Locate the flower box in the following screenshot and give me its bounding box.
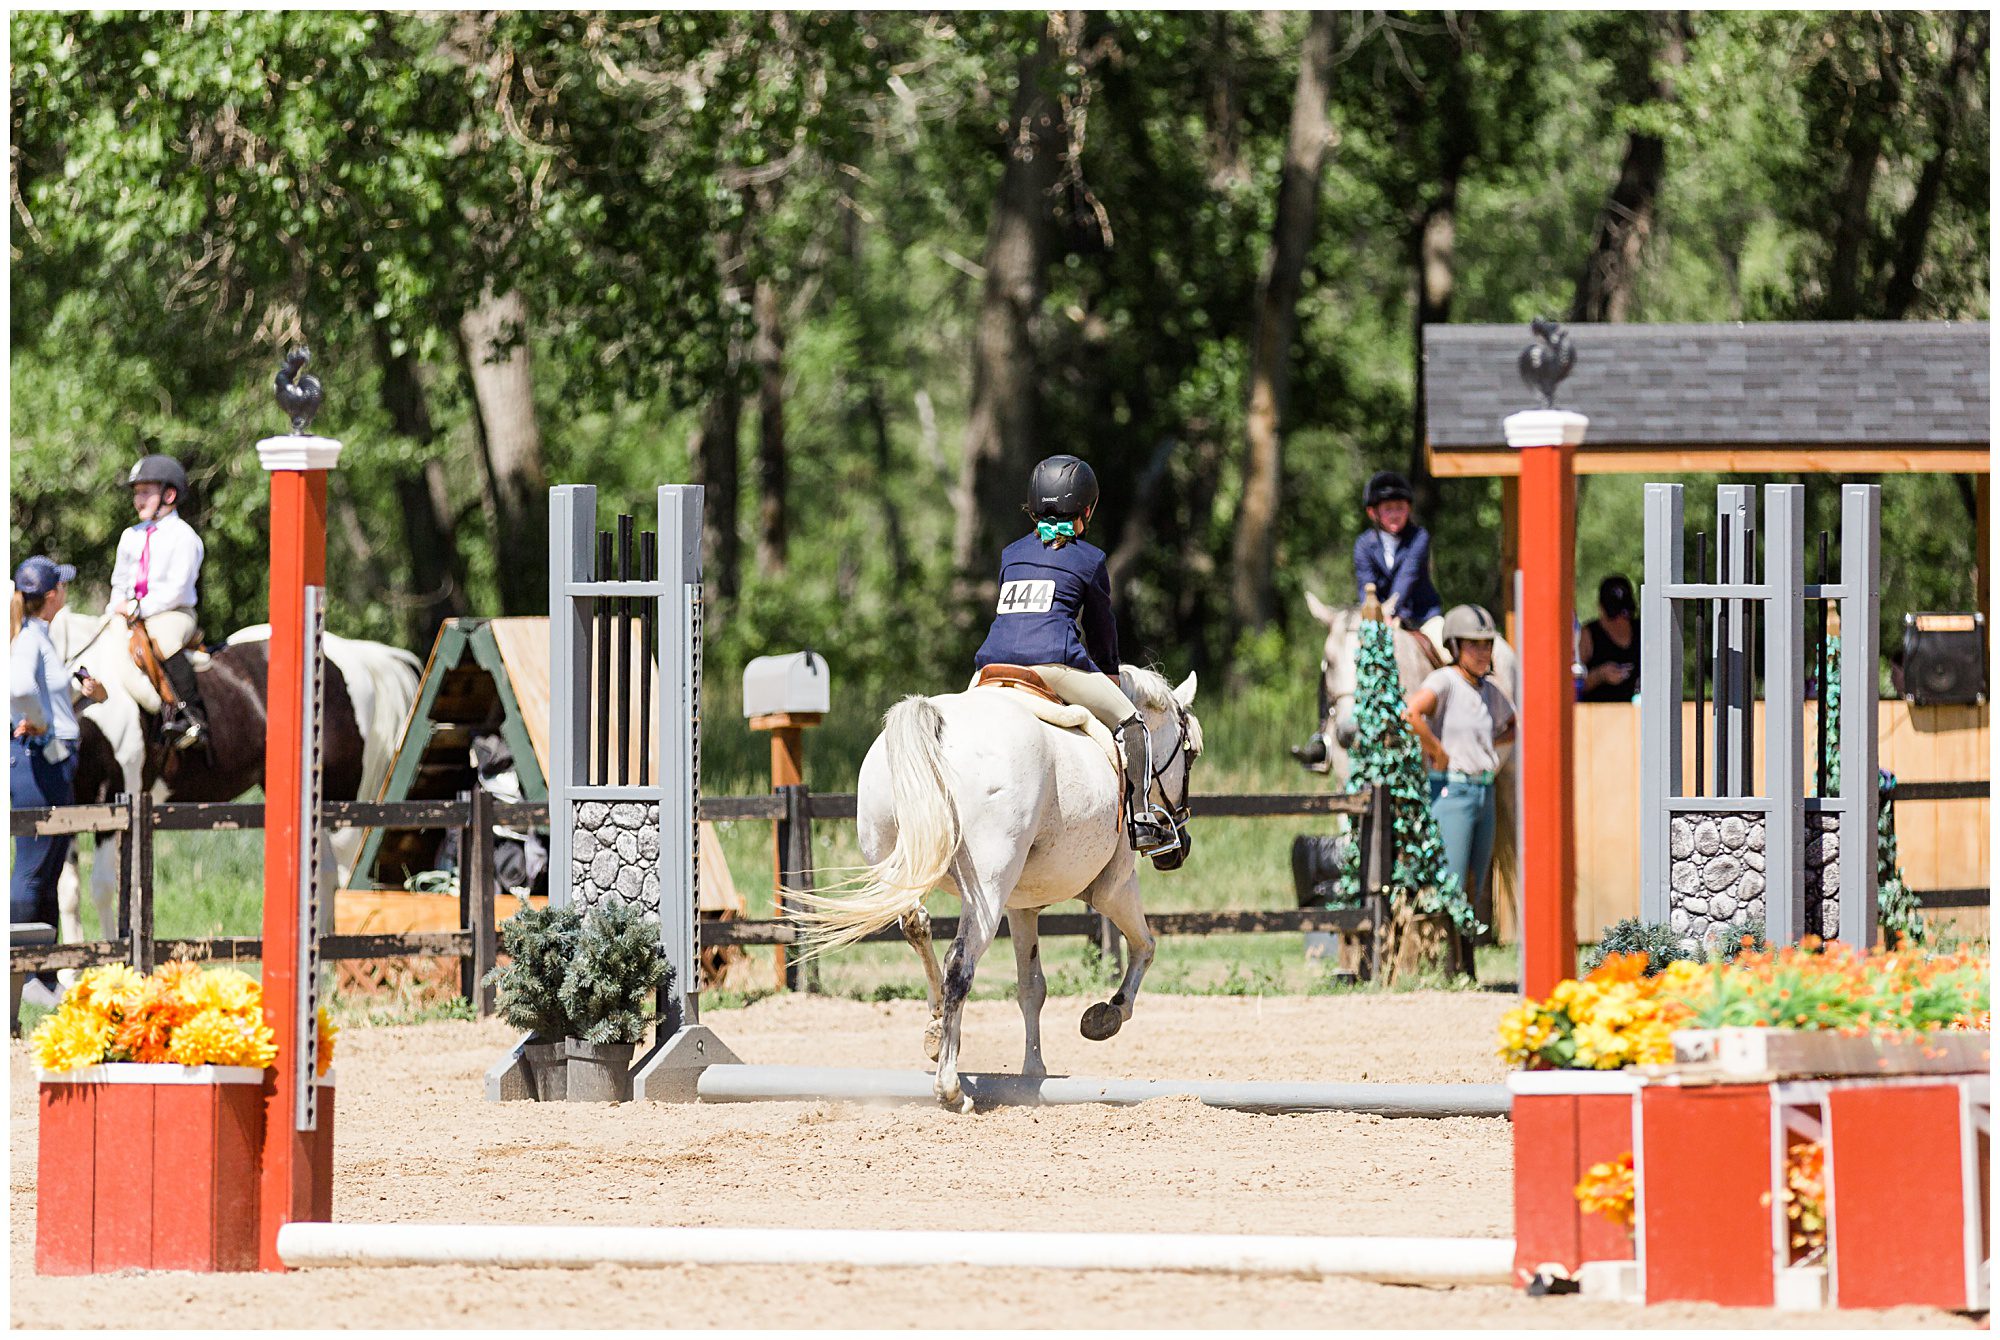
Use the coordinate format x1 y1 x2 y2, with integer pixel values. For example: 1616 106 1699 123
1670 1027 1990 1079
1506 1069 1639 1287
36 1065 335 1275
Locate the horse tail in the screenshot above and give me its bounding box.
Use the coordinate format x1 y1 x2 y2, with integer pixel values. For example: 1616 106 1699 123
787 695 961 958
353 643 421 802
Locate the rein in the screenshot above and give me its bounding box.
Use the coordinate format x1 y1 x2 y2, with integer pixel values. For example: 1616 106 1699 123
1148 703 1195 826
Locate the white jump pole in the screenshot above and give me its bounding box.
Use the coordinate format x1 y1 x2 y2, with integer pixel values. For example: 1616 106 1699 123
278 1223 1514 1285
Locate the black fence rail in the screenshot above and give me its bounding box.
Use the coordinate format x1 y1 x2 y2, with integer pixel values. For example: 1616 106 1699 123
9 787 1399 1006
13 775 1986 1001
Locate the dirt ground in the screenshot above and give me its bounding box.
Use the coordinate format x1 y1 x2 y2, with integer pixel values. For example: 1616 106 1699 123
9 990 1979 1329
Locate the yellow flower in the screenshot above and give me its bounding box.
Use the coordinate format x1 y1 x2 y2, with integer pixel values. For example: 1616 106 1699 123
166 1008 277 1069
179 966 263 1016
32 1007 114 1071
316 1006 337 1077
67 963 145 1018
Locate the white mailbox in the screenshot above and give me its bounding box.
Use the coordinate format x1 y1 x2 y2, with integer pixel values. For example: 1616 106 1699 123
742 650 830 718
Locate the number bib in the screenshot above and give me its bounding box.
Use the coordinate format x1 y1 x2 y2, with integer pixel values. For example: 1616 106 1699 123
996 579 1056 614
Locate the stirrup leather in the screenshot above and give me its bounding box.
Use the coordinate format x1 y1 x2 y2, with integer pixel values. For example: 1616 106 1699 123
1117 721 1182 858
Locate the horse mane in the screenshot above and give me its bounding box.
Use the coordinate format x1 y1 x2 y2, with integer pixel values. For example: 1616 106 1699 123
1119 664 1203 755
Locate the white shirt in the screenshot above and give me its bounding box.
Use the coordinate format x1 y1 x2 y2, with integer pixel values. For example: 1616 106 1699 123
110 509 204 618
1380 531 1401 569
1417 665 1515 777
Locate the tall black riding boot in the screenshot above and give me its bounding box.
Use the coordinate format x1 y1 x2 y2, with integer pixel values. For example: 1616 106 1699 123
162 651 208 750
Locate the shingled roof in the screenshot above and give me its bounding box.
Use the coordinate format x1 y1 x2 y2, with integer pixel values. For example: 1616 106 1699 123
1423 321 1990 476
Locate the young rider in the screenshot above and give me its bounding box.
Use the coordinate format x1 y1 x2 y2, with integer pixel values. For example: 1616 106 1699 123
107 453 208 749
973 454 1176 856
1403 604 1516 917
1352 470 1445 656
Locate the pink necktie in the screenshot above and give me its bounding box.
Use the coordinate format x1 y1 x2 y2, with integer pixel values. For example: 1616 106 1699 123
134 525 153 601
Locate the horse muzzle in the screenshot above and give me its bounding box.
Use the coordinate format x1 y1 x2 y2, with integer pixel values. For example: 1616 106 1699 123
1150 823 1192 871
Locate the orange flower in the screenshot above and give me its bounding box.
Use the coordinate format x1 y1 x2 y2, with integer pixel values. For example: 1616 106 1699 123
1586 952 1650 985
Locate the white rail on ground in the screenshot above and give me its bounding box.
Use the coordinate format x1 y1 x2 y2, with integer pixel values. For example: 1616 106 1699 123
277 1223 1515 1284
694 1064 1514 1118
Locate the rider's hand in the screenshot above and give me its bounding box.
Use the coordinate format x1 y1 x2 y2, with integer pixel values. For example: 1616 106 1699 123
13 719 46 740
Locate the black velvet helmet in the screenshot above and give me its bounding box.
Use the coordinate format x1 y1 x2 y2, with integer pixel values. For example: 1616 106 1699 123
1027 455 1099 520
1363 470 1412 508
128 453 189 501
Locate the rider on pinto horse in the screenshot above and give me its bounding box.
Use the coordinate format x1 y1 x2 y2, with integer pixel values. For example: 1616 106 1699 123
971 454 1180 858
104 454 209 751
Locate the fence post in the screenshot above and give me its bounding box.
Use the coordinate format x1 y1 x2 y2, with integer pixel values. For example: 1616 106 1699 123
463 788 497 1016
777 784 818 992
114 792 135 948
130 792 155 974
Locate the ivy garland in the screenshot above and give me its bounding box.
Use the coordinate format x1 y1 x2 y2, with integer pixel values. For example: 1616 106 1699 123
1822 633 1923 945
1335 616 1483 934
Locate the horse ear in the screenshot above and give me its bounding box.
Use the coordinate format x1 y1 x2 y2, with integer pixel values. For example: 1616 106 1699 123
1172 672 1197 708
1304 590 1336 626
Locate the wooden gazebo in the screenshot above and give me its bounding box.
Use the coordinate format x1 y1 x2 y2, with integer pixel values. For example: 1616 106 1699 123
1424 320 1991 616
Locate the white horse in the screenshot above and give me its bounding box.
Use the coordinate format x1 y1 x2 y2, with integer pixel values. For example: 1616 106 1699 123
46 606 420 945
790 666 1202 1110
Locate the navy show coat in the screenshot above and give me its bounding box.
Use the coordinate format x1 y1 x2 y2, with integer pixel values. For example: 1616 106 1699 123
1352 525 1442 625
973 532 1119 676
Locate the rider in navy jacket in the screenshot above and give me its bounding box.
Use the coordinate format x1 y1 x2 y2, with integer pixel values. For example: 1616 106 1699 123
973 532 1118 676
972 454 1176 858
1352 469 1443 631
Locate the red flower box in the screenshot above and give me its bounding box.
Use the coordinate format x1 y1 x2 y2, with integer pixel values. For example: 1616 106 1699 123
1507 1069 1639 1286
36 1064 335 1275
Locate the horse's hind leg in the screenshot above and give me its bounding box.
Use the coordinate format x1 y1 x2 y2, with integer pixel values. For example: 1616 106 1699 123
898 904 946 1062
1006 907 1048 1079
933 856 1009 1112
1080 869 1156 1042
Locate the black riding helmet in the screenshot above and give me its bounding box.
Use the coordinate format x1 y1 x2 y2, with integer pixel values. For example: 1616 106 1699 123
1027 454 1099 520
1364 470 1412 509
128 453 189 502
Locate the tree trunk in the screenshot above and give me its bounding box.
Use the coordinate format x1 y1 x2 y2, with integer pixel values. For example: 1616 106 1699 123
457 285 550 614
1406 23 1476 529
369 316 469 649
1883 13 1984 319
1571 13 1686 324
1825 20 1901 320
691 231 748 603
951 16 1072 615
1231 10 1341 634
1204 12 1248 188
752 276 788 576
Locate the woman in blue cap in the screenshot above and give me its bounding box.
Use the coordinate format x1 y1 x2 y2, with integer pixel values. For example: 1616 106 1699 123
11 556 103 972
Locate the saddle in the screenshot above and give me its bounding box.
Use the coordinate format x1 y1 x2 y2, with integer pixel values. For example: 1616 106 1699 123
126 618 206 709
967 664 1125 821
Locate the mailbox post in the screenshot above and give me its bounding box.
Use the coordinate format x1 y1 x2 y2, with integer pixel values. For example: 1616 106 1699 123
743 652 831 989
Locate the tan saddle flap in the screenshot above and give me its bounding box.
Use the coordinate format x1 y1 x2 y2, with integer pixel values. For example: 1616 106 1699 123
971 662 1063 705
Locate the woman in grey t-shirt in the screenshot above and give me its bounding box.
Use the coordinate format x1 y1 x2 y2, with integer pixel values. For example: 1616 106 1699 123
1403 605 1516 916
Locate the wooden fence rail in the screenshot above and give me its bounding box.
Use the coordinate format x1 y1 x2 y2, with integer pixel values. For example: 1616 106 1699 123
8 788 1391 1007
12 775 1983 1003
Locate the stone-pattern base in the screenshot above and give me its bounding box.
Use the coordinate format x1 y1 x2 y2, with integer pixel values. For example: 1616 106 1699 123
1802 811 1840 940
1668 812 1766 950
571 801 662 915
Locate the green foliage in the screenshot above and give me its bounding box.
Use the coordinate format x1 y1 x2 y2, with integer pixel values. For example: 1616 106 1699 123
558 900 673 1045
1583 915 1766 976
485 903 583 1040
1876 774 1926 947
1333 617 1479 933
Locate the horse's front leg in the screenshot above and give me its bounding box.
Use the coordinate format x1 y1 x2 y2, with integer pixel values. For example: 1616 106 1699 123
898 903 946 1062
1006 906 1048 1079
1080 867 1156 1042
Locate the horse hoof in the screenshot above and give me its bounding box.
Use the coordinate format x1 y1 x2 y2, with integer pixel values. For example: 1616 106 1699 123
1080 1002 1122 1041
923 1018 943 1063
936 1077 965 1111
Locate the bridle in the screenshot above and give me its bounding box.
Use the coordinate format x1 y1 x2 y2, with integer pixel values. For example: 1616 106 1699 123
1147 701 1197 831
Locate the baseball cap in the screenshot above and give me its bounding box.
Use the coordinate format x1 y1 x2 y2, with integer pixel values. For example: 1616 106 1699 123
13 555 76 596
1599 575 1637 616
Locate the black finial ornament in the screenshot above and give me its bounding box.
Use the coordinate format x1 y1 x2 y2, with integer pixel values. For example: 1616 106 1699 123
275 346 324 435
1517 317 1576 410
